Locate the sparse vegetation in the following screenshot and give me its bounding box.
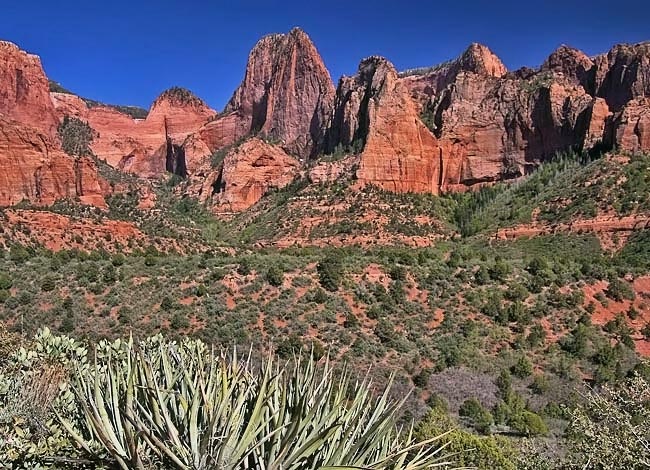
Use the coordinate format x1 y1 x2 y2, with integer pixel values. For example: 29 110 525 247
57 115 95 157
0 150 648 467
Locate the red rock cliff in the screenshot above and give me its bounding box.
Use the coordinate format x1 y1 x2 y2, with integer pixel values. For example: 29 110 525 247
186 138 300 212
51 87 216 177
0 42 106 208
222 27 335 158
327 57 443 193
0 117 105 207
0 41 58 137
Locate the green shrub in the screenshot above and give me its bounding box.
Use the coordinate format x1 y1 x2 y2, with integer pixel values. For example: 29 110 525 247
276 334 303 358
265 266 284 287
317 254 344 291
511 356 533 378
118 306 133 325
529 374 550 395
0 272 13 290
41 275 56 292
237 258 252 276
413 369 431 388
568 370 650 468
171 312 190 330
59 311 75 333
606 276 635 301
160 296 174 311
195 284 207 297
111 254 125 267
415 407 516 469
489 258 511 282
9 246 30 263
459 398 494 434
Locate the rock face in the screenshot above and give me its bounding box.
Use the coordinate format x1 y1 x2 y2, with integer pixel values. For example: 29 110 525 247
51 87 216 177
0 117 105 207
186 138 300 212
327 57 443 193
395 41 650 187
222 27 335 158
613 97 650 151
0 41 59 137
541 45 596 89
204 37 649 205
595 42 650 111
0 42 106 208
178 28 335 211
3 34 650 212
401 43 507 111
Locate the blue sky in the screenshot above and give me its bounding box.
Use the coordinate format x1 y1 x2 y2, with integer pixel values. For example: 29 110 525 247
1 0 648 110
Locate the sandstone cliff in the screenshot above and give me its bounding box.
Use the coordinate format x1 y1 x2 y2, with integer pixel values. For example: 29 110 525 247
222 27 335 158
3 33 650 212
186 138 300 212
396 41 650 187
0 42 106 208
326 57 443 193
0 41 59 137
51 87 216 177
0 117 105 207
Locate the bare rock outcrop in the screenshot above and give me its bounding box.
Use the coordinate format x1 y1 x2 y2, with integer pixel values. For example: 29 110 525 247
595 42 650 111
186 138 300 212
401 43 507 110
326 57 444 193
51 87 216 177
0 41 58 137
612 97 650 151
222 27 335 158
0 117 105 207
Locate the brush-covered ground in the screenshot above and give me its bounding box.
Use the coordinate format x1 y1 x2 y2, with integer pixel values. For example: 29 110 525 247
1 151 649 468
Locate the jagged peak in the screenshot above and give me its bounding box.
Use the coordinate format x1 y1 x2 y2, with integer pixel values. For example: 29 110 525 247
288 26 308 38
252 27 315 51
543 44 594 70
227 27 333 112
0 40 20 50
0 39 42 61
458 42 507 77
398 43 505 79
606 41 650 59
354 56 398 85
358 55 396 72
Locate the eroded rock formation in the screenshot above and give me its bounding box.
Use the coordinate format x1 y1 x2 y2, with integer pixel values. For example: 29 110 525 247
0 42 106 208
221 27 335 158
2 33 650 213
395 41 650 187
326 57 443 193
51 87 216 177
186 138 300 212
0 117 105 207
0 41 59 137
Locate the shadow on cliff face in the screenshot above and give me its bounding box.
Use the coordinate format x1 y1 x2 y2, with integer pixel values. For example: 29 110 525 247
165 138 187 178
520 86 593 164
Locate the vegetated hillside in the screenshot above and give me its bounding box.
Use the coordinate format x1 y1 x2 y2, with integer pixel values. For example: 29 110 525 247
0 151 649 468
220 178 457 248
450 152 650 238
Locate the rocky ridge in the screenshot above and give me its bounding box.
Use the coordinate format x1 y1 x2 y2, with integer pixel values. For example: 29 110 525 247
50 87 217 177
0 32 649 214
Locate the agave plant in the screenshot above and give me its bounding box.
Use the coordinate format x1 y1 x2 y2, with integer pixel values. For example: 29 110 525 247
58 335 456 469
